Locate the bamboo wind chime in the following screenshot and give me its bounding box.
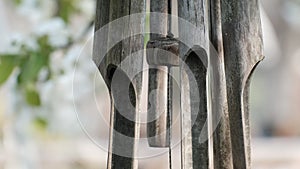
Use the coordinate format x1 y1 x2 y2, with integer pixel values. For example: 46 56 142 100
93 0 264 168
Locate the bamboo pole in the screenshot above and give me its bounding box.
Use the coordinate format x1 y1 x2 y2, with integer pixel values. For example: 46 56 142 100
94 0 146 168
209 0 233 168
221 0 264 168
178 0 210 168
147 0 170 148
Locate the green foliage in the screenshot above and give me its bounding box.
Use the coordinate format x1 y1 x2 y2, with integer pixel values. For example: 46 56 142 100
25 84 41 106
0 35 53 106
33 117 48 130
0 54 19 85
17 36 52 86
12 0 22 5
144 13 150 47
2 0 84 109
3 0 88 133
11 0 80 23
56 0 79 23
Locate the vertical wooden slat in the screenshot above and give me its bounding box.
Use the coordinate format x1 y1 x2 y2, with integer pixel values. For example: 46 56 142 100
94 0 146 168
221 0 264 168
178 0 210 168
150 0 168 39
209 0 233 168
147 0 170 148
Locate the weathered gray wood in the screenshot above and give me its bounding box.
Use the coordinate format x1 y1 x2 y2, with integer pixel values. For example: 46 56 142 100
221 0 264 168
146 36 180 168
209 0 233 168
181 49 208 169
147 0 171 148
150 0 168 39
146 37 179 66
93 0 145 168
147 67 169 147
178 0 210 168
94 0 110 33
92 0 264 168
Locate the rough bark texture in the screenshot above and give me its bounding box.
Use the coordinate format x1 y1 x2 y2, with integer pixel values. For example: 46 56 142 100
178 0 210 168
209 0 233 168
221 0 264 168
93 0 145 168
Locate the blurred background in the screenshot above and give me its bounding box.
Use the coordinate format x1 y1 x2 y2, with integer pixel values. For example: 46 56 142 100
0 0 300 168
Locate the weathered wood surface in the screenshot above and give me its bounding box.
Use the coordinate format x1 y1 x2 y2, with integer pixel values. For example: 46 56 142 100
93 0 264 168
147 0 170 148
178 0 210 168
221 0 264 168
93 0 145 168
150 0 168 39
209 0 233 168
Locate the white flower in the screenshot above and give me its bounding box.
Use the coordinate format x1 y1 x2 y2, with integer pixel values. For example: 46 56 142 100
35 18 69 48
78 0 95 19
18 0 41 22
18 0 55 22
4 32 38 53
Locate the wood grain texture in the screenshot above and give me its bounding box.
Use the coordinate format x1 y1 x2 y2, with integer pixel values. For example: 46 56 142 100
221 0 264 168
92 0 264 168
178 0 210 168
147 0 171 148
93 0 145 168
209 0 233 168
